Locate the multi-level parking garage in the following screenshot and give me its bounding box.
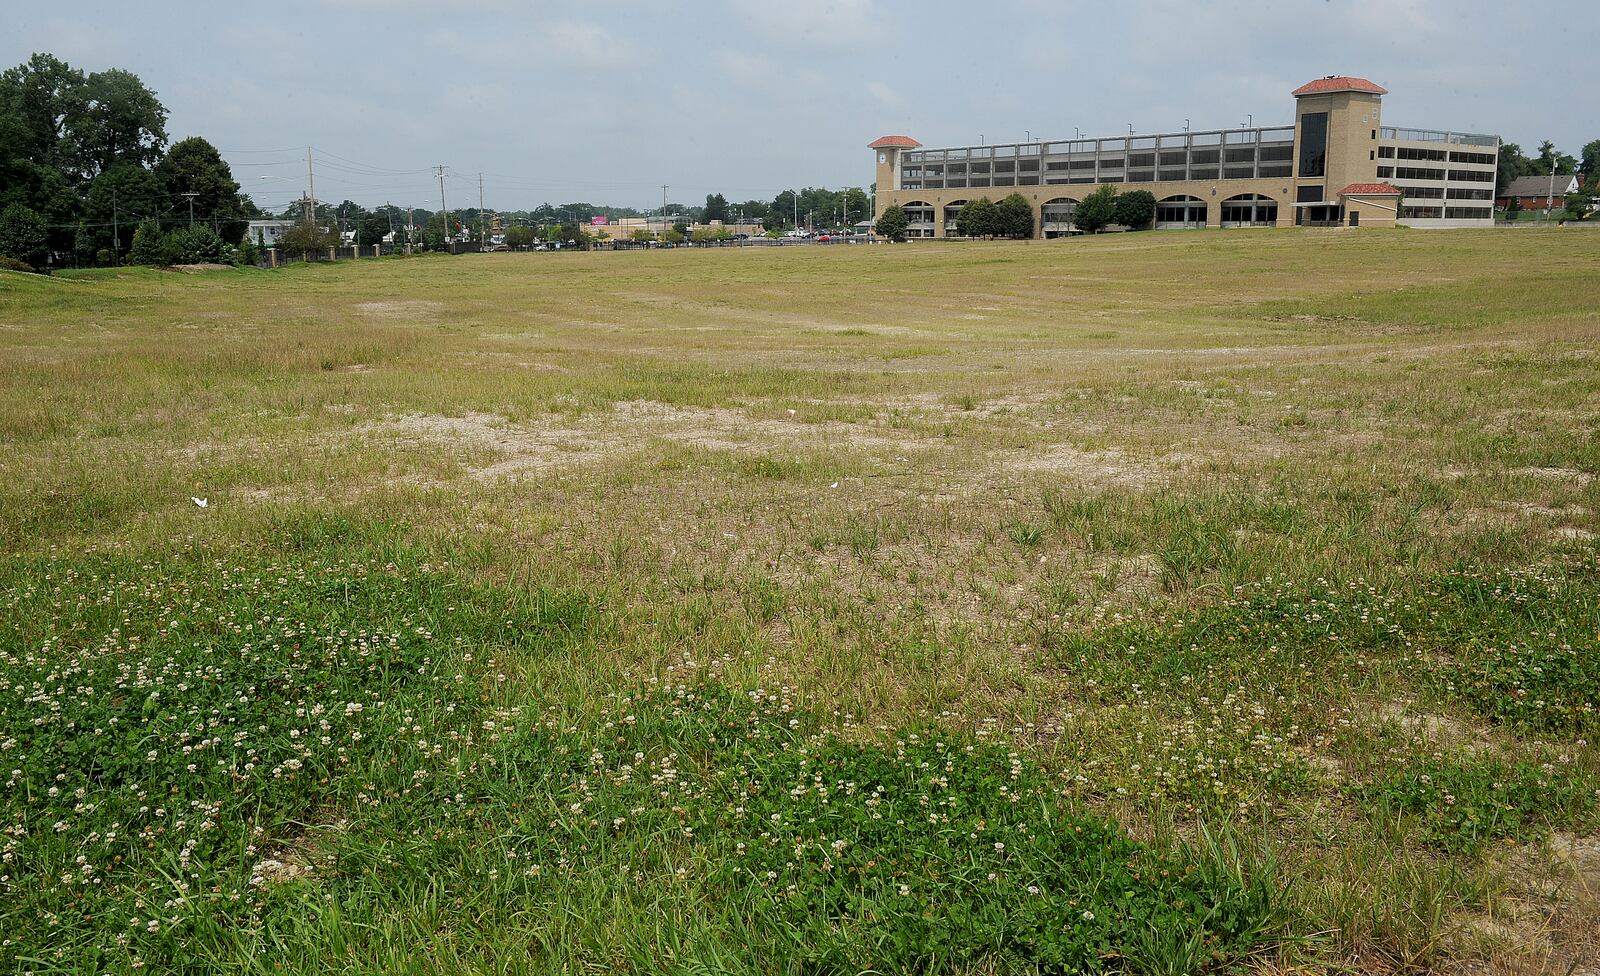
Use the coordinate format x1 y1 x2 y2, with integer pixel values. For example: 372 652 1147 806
871 76 1498 236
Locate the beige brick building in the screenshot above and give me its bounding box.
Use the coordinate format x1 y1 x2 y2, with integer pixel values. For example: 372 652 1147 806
871 76 1498 237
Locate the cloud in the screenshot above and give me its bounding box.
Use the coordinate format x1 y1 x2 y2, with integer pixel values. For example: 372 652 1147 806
728 0 882 49
427 20 637 71
866 80 901 108
717 49 781 85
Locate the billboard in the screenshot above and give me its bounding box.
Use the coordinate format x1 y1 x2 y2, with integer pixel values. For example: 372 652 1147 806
591 216 609 225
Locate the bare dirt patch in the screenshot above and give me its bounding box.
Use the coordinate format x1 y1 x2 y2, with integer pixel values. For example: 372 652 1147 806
1006 444 1171 488
361 401 944 483
354 300 445 318
1515 467 1595 486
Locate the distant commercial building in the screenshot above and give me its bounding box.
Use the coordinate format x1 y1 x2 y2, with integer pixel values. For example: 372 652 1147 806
586 216 766 238
871 76 1499 236
1497 173 1580 211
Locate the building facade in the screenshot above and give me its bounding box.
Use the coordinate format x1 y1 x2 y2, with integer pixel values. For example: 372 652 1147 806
1497 173 1580 212
871 76 1498 237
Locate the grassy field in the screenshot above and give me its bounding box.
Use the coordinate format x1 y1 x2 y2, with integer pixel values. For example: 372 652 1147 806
2 230 1598 974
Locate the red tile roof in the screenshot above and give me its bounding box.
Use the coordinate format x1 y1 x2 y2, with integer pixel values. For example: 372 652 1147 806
1341 182 1401 196
1292 76 1387 97
868 135 922 149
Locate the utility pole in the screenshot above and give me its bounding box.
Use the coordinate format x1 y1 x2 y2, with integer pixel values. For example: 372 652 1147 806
406 207 414 254
181 192 198 228
305 147 316 226
436 165 450 250
792 191 798 231
111 190 120 265
661 185 668 224
478 173 486 244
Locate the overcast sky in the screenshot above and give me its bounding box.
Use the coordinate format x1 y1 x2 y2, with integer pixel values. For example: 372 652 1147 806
5 1 1596 212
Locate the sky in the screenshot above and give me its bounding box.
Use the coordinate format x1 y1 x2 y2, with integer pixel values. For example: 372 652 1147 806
4 1 1596 213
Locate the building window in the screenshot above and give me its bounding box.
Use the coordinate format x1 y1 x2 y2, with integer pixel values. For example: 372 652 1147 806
1296 185 1324 203
1378 146 1395 159
1377 166 1394 178
1299 112 1328 178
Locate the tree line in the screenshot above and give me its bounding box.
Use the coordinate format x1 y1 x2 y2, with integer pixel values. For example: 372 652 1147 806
1497 139 1600 221
0 53 263 270
872 188 1157 242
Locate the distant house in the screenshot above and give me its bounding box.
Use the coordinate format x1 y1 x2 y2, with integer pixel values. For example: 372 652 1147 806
1498 173 1579 210
247 219 296 246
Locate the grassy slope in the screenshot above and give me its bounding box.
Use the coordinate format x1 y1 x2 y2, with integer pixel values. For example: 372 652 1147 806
1 230 1598 973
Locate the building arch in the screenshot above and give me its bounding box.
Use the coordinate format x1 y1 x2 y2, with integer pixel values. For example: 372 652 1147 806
1220 193 1278 227
942 199 969 236
1155 194 1207 228
1041 197 1080 238
900 200 935 238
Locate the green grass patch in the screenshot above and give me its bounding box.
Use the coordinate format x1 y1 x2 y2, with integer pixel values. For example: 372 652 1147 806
1358 758 1596 856
0 535 1284 973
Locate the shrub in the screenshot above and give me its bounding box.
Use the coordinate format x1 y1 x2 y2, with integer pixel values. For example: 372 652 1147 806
127 220 166 265
0 255 37 273
875 204 908 242
95 248 115 266
273 222 339 258
0 203 48 267
165 225 226 263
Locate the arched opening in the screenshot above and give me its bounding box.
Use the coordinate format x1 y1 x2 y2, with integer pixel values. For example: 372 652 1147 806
942 200 969 237
1156 195 1207 229
901 200 935 238
1041 197 1080 238
1220 193 1278 227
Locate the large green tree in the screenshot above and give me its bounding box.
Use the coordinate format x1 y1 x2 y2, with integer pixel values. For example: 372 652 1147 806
0 54 166 187
1113 190 1156 230
996 193 1035 238
84 164 165 255
844 187 870 225
1073 185 1118 233
0 54 85 176
1581 139 1600 187
954 198 999 238
357 210 391 247
156 137 247 242
0 203 48 267
74 67 167 179
1536 140 1577 176
703 193 728 223
874 204 908 242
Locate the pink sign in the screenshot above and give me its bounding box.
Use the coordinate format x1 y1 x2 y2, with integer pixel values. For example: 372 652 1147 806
591 216 608 225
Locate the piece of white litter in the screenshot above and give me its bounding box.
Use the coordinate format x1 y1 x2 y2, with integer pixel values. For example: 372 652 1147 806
829 482 840 489
786 409 797 418
191 497 208 508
